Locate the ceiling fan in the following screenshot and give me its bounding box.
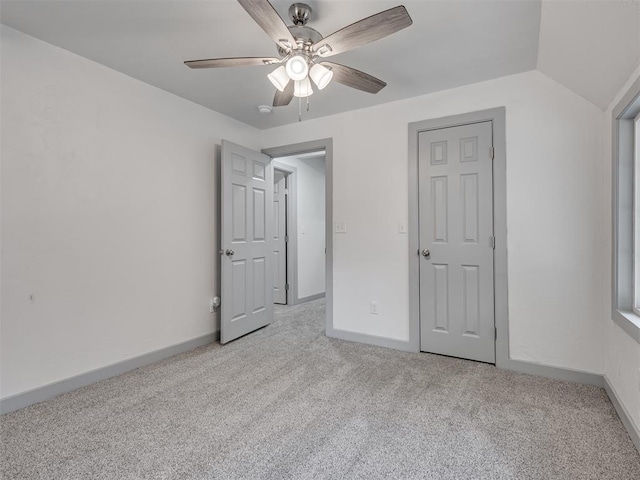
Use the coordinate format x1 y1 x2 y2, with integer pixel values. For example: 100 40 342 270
184 0 413 109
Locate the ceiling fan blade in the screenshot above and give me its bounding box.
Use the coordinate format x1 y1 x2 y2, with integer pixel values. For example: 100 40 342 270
312 6 412 57
185 57 281 69
273 81 294 107
237 0 297 51
322 62 386 94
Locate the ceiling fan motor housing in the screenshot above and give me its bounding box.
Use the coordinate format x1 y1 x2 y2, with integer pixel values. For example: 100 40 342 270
275 3 322 55
277 25 323 56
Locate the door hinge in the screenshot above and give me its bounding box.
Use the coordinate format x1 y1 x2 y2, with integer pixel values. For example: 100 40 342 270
495 327 497 340
489 147 495 159
491 236 496 249
284 188 289 194
285 283 290 291
285 235 289 243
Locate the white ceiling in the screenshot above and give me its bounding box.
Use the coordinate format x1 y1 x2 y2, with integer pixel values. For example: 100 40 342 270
1 1 637 128
537 0 640 110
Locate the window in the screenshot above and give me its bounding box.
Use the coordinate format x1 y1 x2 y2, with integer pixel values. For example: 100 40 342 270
612 76 640 343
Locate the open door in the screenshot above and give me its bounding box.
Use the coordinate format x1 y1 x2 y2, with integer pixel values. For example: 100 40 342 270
221 140 273 344
273 170 288 305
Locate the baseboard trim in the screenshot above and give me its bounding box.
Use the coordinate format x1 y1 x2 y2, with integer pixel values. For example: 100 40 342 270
326 327 415 352
502 359 603 387
296 292 325 304
0 332 218 415
604 376 640 453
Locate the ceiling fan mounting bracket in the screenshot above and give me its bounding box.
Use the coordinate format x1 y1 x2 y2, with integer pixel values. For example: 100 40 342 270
289 3 312 26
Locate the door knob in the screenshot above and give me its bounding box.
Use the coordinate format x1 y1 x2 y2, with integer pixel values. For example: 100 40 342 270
225 249 235 256
421 249 430 258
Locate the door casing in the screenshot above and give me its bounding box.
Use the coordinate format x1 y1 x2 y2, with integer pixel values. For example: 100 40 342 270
408 108 509 368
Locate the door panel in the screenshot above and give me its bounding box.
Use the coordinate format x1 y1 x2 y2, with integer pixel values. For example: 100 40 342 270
273 170 287 304
253 257 266 312
419 122 495 363
221 140 273 344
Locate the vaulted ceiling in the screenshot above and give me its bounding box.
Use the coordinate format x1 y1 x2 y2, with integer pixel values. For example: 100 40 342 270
1 1 639 129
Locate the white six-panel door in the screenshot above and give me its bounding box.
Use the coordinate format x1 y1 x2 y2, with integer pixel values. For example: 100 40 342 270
418 122 495 363
221 140 273 344
273 170 287 305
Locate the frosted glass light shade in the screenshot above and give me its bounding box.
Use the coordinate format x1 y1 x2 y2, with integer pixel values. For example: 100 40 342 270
293 77 313 98
267 66 290 92
285 55 309 81
309 63 333 90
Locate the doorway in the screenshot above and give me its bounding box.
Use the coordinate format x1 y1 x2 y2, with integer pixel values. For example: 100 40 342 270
272 152 326 307
408 108 509 367
264 139 334 332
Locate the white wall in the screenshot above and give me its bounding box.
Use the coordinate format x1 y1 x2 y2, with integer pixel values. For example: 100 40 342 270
0 27 259 399
603 63 640 432
261 70 605 374
275 155 325 299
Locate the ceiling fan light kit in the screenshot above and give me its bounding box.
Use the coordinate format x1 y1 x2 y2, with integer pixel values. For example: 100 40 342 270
294 77 313 98
285 55 309 81
309 63 333 90
267 65 290 92
185 0 413 119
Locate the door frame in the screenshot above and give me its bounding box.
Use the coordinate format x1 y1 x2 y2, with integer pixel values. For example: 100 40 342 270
272 161 298 306
408 107 509 368
263 138 334 334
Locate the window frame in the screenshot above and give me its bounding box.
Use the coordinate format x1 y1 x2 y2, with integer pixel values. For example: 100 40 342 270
612 75 640 344
635 115 640 318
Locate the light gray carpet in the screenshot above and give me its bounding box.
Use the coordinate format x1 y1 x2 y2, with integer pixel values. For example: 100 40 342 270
1 299 639 479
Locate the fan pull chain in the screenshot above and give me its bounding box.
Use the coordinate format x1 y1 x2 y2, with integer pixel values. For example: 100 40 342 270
296 96 311 122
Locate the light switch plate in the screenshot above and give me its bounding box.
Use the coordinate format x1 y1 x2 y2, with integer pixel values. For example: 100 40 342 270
398 222 407 234
370 301 379 315
335 221 347 233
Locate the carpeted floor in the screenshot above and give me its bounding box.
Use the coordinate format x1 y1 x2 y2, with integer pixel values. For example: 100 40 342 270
1 298 639 479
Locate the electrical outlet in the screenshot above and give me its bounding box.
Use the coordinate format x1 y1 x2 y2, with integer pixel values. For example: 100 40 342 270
335 221 347 233
213 296 221 308
210 297 221 312
370 301 379 315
